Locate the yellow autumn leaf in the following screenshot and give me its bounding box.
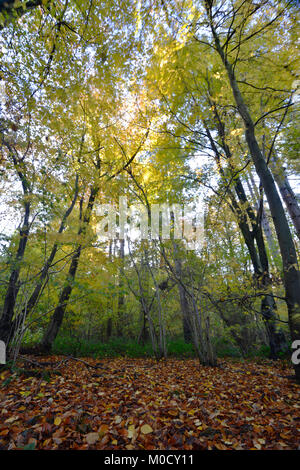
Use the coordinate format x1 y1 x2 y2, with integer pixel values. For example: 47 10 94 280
5 416 18 424
127 424 136 439
54 417 62 426
141 424 153 434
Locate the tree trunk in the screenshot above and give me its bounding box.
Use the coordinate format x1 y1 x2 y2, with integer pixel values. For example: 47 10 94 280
145 248 167 358
40 185 99 352
106 240 113 340
270 152 300 240
206 8 300 379
246 173 280 263
9 176 79 343
137 308 149 345
116 238 125 337
40 245 82 352
0 200 30 345
261 294 287 359
0 145 32 347
172 240 193 343
204 124 286 357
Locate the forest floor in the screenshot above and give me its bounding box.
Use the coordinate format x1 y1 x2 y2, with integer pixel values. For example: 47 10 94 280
0 356 299 450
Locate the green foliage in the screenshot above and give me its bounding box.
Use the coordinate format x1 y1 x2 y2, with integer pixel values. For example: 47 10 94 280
0 0 298 367
166 339 195 358
213 337 242 358
21 328 44 346
52 335 196 358
53 335 153 358
41 334 277 360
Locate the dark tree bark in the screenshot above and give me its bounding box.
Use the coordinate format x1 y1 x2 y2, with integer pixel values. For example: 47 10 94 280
172 240 193 343
0 200 30 345
205 2 300 379
116 238 125 337
9 175 79 343
106 240 113 340
246 173 280 263
0 145 32 346
270 152 300 240
40 244 82 353
204 123 287 358
106 317 112 340
137 307 149 345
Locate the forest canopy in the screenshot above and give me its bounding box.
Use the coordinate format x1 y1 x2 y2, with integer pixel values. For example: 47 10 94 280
0 0 299 380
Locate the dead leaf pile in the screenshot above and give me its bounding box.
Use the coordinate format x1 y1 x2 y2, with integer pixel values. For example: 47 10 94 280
0 357 299 450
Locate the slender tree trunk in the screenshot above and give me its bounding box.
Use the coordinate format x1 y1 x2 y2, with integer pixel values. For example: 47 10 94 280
205 124 286 357
127 240 160 358
269 152 300 240
0 200 31 345
246 173 280 262
189 271 217 366
137 307 149 345
139 247 154 346
40 185 99 352
116 238 125 337
106 240 113 340
206 7 300 379
172 240 193 343
0 145 32 346
106 318 112 340
40 244 82 352
9 176 79 343
205 316 216 366
145 249 167 359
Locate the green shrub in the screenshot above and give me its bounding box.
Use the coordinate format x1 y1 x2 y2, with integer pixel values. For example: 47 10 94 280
167 339 195 358
214 337 242 358
24 331 279 361
52 335 197 358
22 328 43 346
52 335 154 358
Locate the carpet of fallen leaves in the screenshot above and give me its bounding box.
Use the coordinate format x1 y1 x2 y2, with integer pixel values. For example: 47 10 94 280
0 356 299 450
